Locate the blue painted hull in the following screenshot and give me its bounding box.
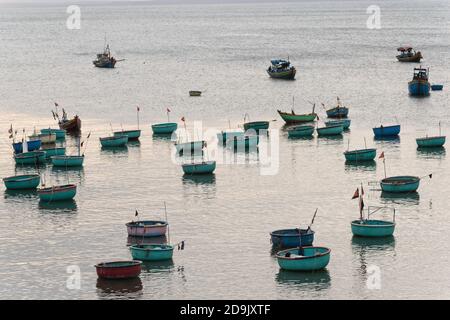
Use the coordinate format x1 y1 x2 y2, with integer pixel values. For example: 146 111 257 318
12 140 42 153
431 84 443 91
344 148 377 162
276 247 331 271
351 219 395 237
37 184 77 202
270 229 315 247
51 155 84 167
182 161 216 175
152 123 178 134
380 175 420 193
317 125 343 136
373 125 401 137
43 147 66 158
14 151 46 165
416 136 446 148
3 174 40 190
130 244 174 261
325 119 351 130
40 128 66 139
287 125 315 137
100 135 129 147
326 107 348 118
409 80 430 96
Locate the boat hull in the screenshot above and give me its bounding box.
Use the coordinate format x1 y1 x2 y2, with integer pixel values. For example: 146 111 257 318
189 91 202 96
59 116 81 133
326 107 348 118
317 125 343 136
12 140 42 154
351 220 395 237
14 151 46 165
3 174 41 190
431 84 443 91
325 119 351 130
95 261 142 279
380 176 420 193
113 130 141 140
37 184 77 202
243 121 270 133
40 128 66 139
182 161 216 175
416 136 446 148
100 135 129 147
130 244 174 261
267 68 296 80
175 141 205 154
408 80 430 96
276 247 331 271
152 123 178 134
373 125 401 138
344 148 377 162
277 110 316 124
51 155 84 167
396 52 422 62
287 125 315 138
43 147 66 159
270 229 315 247
126 221 168 237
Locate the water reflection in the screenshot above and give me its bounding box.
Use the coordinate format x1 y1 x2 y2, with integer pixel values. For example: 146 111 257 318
100 146 129 155
373 136 400 144
141 260 175 273
4 189 38 200
152 133 175 141
317 135 343 145
96 277 143 297
127 235 168 246
287 135 314 142
416 146 446 159
275 269 331 291
38 199 78 212
344 160 376 172
182 174 216 185
127 140 141 148
380 191 420 206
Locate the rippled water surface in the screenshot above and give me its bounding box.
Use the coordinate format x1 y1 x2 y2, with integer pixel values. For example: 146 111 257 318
1 0 450 299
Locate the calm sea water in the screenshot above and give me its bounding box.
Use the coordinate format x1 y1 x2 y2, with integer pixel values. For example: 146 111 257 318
1 0 450 299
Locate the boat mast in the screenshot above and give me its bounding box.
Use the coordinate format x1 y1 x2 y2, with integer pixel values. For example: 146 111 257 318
164 201 170 244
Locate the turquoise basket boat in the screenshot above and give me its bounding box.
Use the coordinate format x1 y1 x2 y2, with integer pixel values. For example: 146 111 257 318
217 131 244 144
380 175 420 193
287 125 315 138
182 161 216 175
325 119 351 130
130 244 174 261
51 155 84 167
40 128 66 139
43 147 66 159
100 135 129 147
276 247 331 271
152 123 178 134
3 174 40 190
243 121 269 133
416 136 446 148
316 124 343 136
351 219 395 237
14 151 46 165
270 229 315 247
344 148 377 162
113 130 141 140
37 184 77 202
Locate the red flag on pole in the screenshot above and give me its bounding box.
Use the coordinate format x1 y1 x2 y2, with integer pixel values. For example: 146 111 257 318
167 108 171 113
8 124 12 134
379 151 385 159
352 188 359 199
181 117 185 122
361 185 364 196
54 102 59 107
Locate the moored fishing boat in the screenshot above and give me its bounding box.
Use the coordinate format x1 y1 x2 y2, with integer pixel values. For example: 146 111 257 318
408 67 430 96
182 160 216 175
396 46 422 62
287 125 315 138
416 136 446 148
431 84 443 91
344 148 377 162
270 229 315 248
40 128 66 140
316 124 343 136
380 176 420 193
3 174 40 190
93 44 120 68
12 140 41 154
325 119 351 130
373 124 401 138
30 133 56 144
324 98 349 118
51 155 84 167
113 130 141 140
95 261 142 279
14 151 46 165
243 121 270 133
267 59 296 80
100 135 128 148
278 111 316 124
189 91 202 96
228 135 259 150
129 244 174 261
175 140 206 154
37 184 77 202
126 220 168 237
276 247 331 271
152 123 178 134
42 147 66 159
51 105 82 133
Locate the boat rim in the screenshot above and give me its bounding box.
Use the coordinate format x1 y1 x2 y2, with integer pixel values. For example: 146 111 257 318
373 124 401 130
317 124 343 130
351 219 395 227
95 260 142 268
130 244 174 251
126 220 168 227
14 151 46 158
37 184 77 193
276 246 331 260
270 229 315 237
3 174 40 182
344 148 377 154
381 175 420 184
416 136 446 141
100 135 128 141
182 160 216 167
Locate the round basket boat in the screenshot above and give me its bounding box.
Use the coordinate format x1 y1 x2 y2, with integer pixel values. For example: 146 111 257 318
351 219 395 237
95 260 142 279
276 247 331 271
270 228 315 247
130 244 174 261
126 220 168 237
380 175 420 193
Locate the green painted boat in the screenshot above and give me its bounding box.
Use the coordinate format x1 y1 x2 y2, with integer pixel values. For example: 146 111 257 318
217 130 244 144
43 147 66 159
243 121 269 133
14 151 46 165
277 110 317 124
129 244 174 261
325 119 351 130
276 247 331 271
182 161 216 175
380 175 420 193
316 124 343 136
152 123 178 134
40 128 66 139
113 130 141 140
37 184 77 202
287 125 315 138
100 135 128 147
51 155 84 167
416 136 446 148
351 219 395 237
3 174 40 190
344 148 377 162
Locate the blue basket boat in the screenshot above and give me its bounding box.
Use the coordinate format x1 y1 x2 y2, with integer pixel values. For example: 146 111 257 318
416 136 446 148
270 229 315 247
408 67 430 96
287 125 315 138
152 123 178 134
40 128 66 140
351 220 395 237
130 244 174 261
113 130 141 140
380 175 420 193
325 119 351 130
14 151 46 165
276 247 331 271
12 140 42 154
51 155 84 167
431 84 443 91
344 148 377 162
182 161 216 175
373 125 401 138
316 124 343 136
100 135 129 147
3 174 40 190
43 147 66 159
37 184 77 202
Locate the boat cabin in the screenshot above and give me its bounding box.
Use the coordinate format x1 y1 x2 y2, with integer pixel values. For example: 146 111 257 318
397 46 415 57
413 67 428 81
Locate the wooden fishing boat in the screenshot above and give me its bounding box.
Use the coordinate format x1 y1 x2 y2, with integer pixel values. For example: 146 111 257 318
189 91 202 96
270 229 315 248
380 176 420 193
40 128 66 140
277 110 316 124
228 135 259 150
431 84 443 91
344 148 377 162
30 133 56 144
267 59 296 80
59 115 81 133
113 130 141 140
396 47 422 62
43 147 66 159
175 140 206 154
351 205 396 238
152 123 178 134
182 160 216 175
129 244 174 261
373 125 401 138
287 125 315 138
100 135 128 148
37 184 77 202
95 261 142 279
276 247 331 271
126 220 168 237
325 119 351 130
51 155 84 167
93 44 119 68
3 174 40 190
243 121 270 133
217 130 244 144
14 151 46 165
416 136 446 148
408 67 430 96
12 140 41 154
326 106 348 118
316 124 343 136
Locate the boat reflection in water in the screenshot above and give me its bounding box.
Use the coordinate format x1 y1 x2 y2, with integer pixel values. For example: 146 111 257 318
351 235 396 249
4 189 38 200
38 199 78 212
141 260 175 273
344 160 376 172
96 277 143 298
373 136 401 144
127 235 168 247
380 191 420 206
275 269 331 291
100 145 129 155
127 140 141 148
182 173 216 185
416 146 446 159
